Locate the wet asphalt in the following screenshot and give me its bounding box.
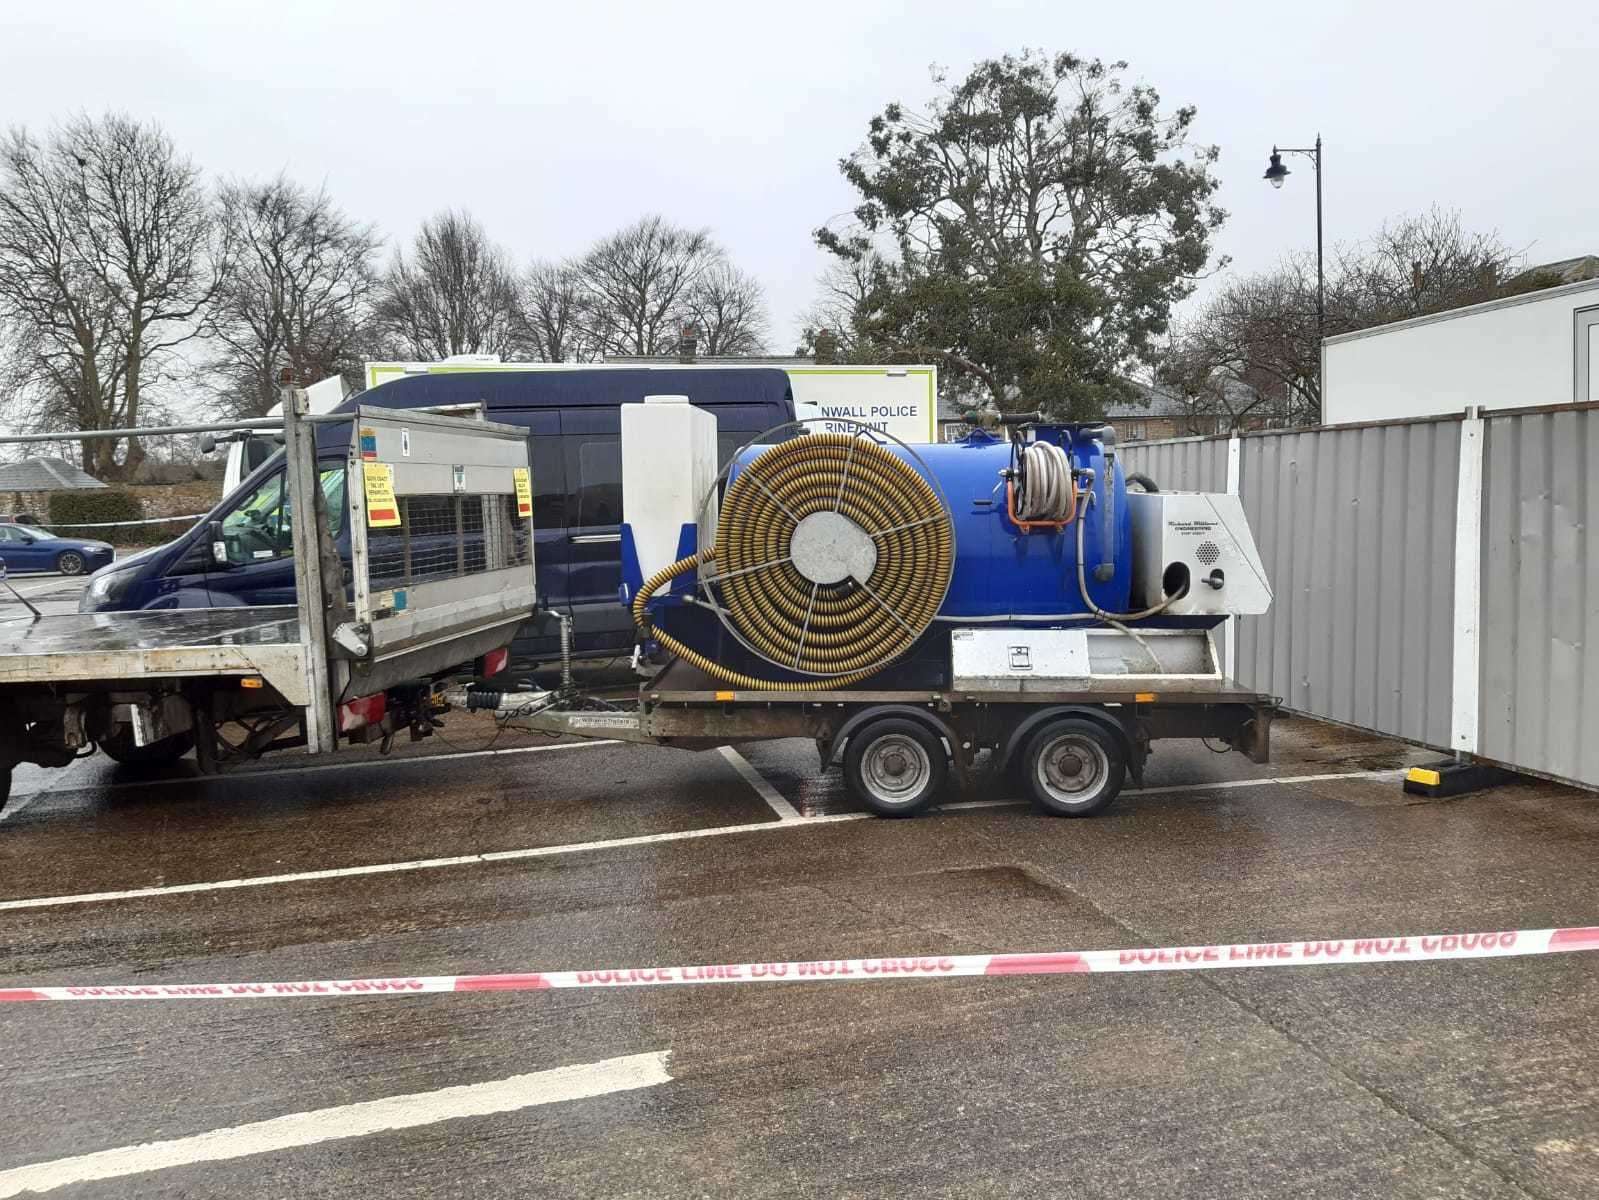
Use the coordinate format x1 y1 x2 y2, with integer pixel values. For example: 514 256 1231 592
0 572 92 620
2 706 1598 1199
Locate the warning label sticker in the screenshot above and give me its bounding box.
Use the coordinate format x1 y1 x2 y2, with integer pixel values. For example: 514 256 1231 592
513 467 533 518
359 427 378 460
362 462 401 527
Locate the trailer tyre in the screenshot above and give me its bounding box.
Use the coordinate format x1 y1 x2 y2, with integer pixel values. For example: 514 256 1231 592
1021 718 1125 817
843 718 947 817
97 729 195 767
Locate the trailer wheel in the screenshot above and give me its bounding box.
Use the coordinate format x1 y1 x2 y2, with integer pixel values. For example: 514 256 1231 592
97 728 195 767
843 718 947 817
1021 718 1125 817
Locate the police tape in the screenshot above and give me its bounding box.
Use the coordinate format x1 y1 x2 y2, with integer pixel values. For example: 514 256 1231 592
3 926 1596 1002
42 513 209 530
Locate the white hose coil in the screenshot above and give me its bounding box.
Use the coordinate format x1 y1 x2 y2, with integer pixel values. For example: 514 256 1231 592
1017 441 1074 521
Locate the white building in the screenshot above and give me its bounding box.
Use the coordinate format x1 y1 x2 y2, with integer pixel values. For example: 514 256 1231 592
1323 277 1599 425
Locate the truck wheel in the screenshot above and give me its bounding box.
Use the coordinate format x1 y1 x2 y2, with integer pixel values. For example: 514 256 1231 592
843 718 947 817
97 729 195 767
1021 718 1125 817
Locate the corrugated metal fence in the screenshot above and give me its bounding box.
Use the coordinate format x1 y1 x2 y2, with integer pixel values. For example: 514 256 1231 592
1478 408 1599 786
1124 404 1599 791
1121 435 1229 493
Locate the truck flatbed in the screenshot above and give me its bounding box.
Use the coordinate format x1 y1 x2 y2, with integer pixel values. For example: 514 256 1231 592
0 608 311 704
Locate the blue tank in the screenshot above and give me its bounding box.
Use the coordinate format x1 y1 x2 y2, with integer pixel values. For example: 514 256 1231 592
727 426 1133 622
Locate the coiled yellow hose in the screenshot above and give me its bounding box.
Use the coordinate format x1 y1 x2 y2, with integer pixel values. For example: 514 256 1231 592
631 434 954 691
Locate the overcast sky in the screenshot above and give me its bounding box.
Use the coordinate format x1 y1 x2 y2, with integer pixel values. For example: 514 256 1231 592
2 0 1595 352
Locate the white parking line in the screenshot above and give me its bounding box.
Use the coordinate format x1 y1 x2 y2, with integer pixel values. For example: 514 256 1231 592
0 813 869 912
0 1050 672 1198
0 768 1407 914
1126 768 1404 797
939 768 1405 811
14 577 76 598
718 746 803 821
0 785 54 825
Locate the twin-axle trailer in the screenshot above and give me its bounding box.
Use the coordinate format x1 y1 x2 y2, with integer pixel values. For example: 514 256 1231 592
0 392 1274 820
466 649 1273 818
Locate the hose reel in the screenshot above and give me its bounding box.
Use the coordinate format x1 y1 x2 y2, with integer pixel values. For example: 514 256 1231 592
1012 440 1076 522
632 426 954 689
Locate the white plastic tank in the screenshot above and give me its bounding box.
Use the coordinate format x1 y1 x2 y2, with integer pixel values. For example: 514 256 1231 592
621 396 719 584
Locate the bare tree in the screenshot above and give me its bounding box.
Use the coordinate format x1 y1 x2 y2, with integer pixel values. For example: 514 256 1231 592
1353 208 1523 322
209 175 382 417
373 210 519 360
682 261 768 355
796 253 885 358
1160 208 1532 427
577 215 717 356
0 113 221 476
517 259 591 362
1158 265 1326 429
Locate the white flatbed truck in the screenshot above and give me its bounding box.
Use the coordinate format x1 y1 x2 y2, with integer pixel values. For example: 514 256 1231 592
0 391 536 811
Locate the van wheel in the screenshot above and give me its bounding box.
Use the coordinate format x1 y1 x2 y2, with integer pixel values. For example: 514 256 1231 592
843 718 947 817
1021 718 1125 817
97 729 195 767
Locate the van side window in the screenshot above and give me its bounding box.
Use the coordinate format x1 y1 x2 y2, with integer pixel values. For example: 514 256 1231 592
567 436 621 528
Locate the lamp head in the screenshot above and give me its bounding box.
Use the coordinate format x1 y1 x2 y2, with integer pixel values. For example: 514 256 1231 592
1264 151 1289 189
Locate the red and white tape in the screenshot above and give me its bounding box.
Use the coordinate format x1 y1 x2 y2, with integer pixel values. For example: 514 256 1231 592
3 926 1595 1003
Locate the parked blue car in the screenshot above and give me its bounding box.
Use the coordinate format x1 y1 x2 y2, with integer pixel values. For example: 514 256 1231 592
0 524 114 575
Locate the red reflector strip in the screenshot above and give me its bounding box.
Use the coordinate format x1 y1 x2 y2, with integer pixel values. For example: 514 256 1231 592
338 692 386 733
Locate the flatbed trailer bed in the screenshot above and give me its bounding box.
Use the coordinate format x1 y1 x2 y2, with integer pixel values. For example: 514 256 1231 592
484 654 1277 818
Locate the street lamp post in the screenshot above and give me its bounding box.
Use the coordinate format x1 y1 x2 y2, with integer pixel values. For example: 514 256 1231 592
1264 135 1324 412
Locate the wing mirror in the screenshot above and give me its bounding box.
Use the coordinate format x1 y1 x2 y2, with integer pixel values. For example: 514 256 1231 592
208 520 229 566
